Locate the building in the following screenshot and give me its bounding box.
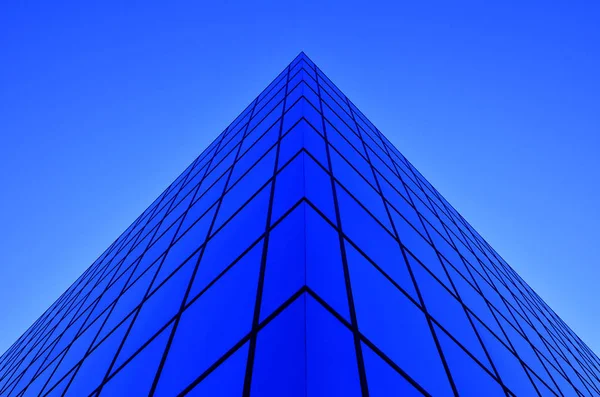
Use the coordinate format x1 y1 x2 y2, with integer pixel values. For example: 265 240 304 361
0 53 598 396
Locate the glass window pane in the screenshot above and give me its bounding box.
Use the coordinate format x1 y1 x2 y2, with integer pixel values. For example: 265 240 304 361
186 343 248 396
154 240 261 396
252 295 306 397
339 187 417 300
331 150 390 229
272 151 303 223
305 296 361 396
261 205 305 321
304 154 335 224
189 184 269 299
114 258 194 369
347 242 453 396
99 325 171 397
215 147 276 229
412 262 491 369
305 206 349 321
475 319 539 396
436 325 505 397
362 342 424 397
62 318 131 397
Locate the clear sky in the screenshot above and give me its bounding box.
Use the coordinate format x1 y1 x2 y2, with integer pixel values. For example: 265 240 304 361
0 1 598 357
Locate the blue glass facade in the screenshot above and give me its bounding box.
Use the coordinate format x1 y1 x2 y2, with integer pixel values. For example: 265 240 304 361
1 52 598 396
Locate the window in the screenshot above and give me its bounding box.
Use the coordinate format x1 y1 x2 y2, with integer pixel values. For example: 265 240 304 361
154 240 261 396
347 241 452 396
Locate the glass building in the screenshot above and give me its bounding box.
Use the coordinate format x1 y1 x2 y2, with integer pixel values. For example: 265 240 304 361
1 52 598 397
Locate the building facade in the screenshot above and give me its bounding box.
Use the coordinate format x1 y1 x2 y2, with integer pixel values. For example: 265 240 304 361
0 53 598 396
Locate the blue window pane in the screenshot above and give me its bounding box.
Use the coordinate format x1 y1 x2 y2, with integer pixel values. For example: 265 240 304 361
19 352 68 396
289 60 308 82
472 272 512 322
63 317 131 397
283 98 322 136
40 313 86 372
430 230 474 284
129 227 176 283
152 227 203 289
403 239 452 291
124 227 156 267
287 80 319 112
221 128 245 157
96 270 151 344
475 319 539 396
261 205 305 321
99 324 171 397
305 296 361 396
305 206 349 321
249 101 283 137
114 258 194 370
170 182 197 216
286 78 305 109
256 81 285 114
176 171 203 204
239 117 278 164
498 316 557 390
44 370 75 397
262 201 348 322
188 185 269 298
278 118 304 169
192 237 263 306
255 294 360 397
436 325 505 397
302 100 325 136
92 271 131 323
258 72 285 104
364 138 389 169
529 369 562 397
303 121 328 168
370 146 399 183
280 116 327 175
52 314 108 385
304 153 335 224
327 124 374 186
252 295 306 397
331 150 391 229
339 187 417 300
154 206 215 288
215 147 276 229
396 216 447 283
302 80 320 110
321 86 351 120
238 125 277 169
186 343 249 396
6 353 43 395
383 183 427 238
545 362 580 397
205 145 236 186
362 342 424 397
323 110 364 158
182 173 226 232
327 100 355 141
347 242 453 396
154 240 260 396
272 151 303 223
448 267 509 344
282 96 304 135
318 73 345 108
412 262 491 370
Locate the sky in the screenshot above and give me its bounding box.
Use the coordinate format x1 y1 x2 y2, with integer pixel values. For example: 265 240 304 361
0 0 598 357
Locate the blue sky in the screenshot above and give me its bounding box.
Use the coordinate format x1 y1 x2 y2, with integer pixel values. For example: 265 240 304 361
0 0 598 356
